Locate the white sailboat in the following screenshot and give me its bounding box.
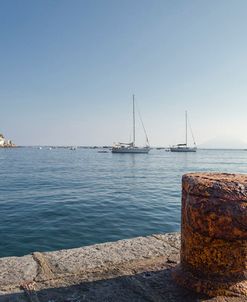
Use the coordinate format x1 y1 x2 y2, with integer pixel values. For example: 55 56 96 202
112 95 150 154
170 111 197 152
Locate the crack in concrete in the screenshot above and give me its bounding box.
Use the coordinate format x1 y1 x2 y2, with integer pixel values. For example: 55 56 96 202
151 234 180 251
32 252 55 282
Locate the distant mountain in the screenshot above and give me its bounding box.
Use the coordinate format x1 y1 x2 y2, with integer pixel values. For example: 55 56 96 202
199 136 247 149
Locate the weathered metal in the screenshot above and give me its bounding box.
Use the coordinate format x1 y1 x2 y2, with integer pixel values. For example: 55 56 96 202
173 173 247 297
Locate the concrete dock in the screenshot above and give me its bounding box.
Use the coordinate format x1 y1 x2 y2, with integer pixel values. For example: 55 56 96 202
0 232 246 302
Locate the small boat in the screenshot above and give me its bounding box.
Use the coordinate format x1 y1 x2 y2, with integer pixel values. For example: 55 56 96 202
112 95 150 154
170 143 197 152
70 146 77 150
98 150 108 153
112 142 150 153
170 111 197 152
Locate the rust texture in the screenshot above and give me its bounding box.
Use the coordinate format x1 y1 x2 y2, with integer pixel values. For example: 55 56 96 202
173 172 247 297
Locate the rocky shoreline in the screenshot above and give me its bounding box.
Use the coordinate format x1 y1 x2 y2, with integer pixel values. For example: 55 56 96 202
0 145 16 148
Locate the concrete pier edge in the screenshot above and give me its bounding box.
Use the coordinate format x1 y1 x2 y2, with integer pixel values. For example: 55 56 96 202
0 232 246 301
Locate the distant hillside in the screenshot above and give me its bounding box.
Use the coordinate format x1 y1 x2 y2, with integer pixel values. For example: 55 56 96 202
199 136 247 149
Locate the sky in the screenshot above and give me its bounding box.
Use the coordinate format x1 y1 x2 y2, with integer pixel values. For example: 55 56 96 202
1 0 247 147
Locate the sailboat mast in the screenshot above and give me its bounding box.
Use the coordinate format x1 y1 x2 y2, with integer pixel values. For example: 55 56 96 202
133 94 135 146
185 110 187 147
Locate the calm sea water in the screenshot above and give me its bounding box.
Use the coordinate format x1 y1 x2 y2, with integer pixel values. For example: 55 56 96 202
0 147 247 257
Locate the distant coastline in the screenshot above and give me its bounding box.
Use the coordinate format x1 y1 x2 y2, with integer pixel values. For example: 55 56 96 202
0 133 16 148
7 145 247 151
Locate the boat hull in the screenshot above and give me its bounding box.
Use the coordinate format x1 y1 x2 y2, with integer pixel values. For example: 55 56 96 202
170 147 197 152
112 147 150 154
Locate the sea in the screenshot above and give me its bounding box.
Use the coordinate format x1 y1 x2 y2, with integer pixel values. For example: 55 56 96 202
0 147 247 257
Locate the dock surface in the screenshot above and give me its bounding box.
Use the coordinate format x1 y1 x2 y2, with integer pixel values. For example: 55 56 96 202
0 232 246 301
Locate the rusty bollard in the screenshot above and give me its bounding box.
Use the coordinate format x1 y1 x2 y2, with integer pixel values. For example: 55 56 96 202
173 173 247 297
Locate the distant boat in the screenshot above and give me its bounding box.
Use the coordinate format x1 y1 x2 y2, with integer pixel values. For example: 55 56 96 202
170 111 197 152
112 95 150 154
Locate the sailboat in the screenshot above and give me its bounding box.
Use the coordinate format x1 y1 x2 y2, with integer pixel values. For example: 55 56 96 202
170 111 197 152
112 95 150 154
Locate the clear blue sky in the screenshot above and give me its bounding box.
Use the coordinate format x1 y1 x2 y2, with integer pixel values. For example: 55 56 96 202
1 0 247 147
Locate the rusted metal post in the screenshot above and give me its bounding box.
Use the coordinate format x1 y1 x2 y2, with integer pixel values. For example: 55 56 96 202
173 173 247 297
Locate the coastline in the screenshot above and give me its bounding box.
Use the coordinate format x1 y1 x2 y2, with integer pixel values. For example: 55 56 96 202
0 145 16 148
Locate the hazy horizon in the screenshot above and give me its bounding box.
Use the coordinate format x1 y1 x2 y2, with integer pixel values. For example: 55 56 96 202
1 0 247 148
14 136 247 150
